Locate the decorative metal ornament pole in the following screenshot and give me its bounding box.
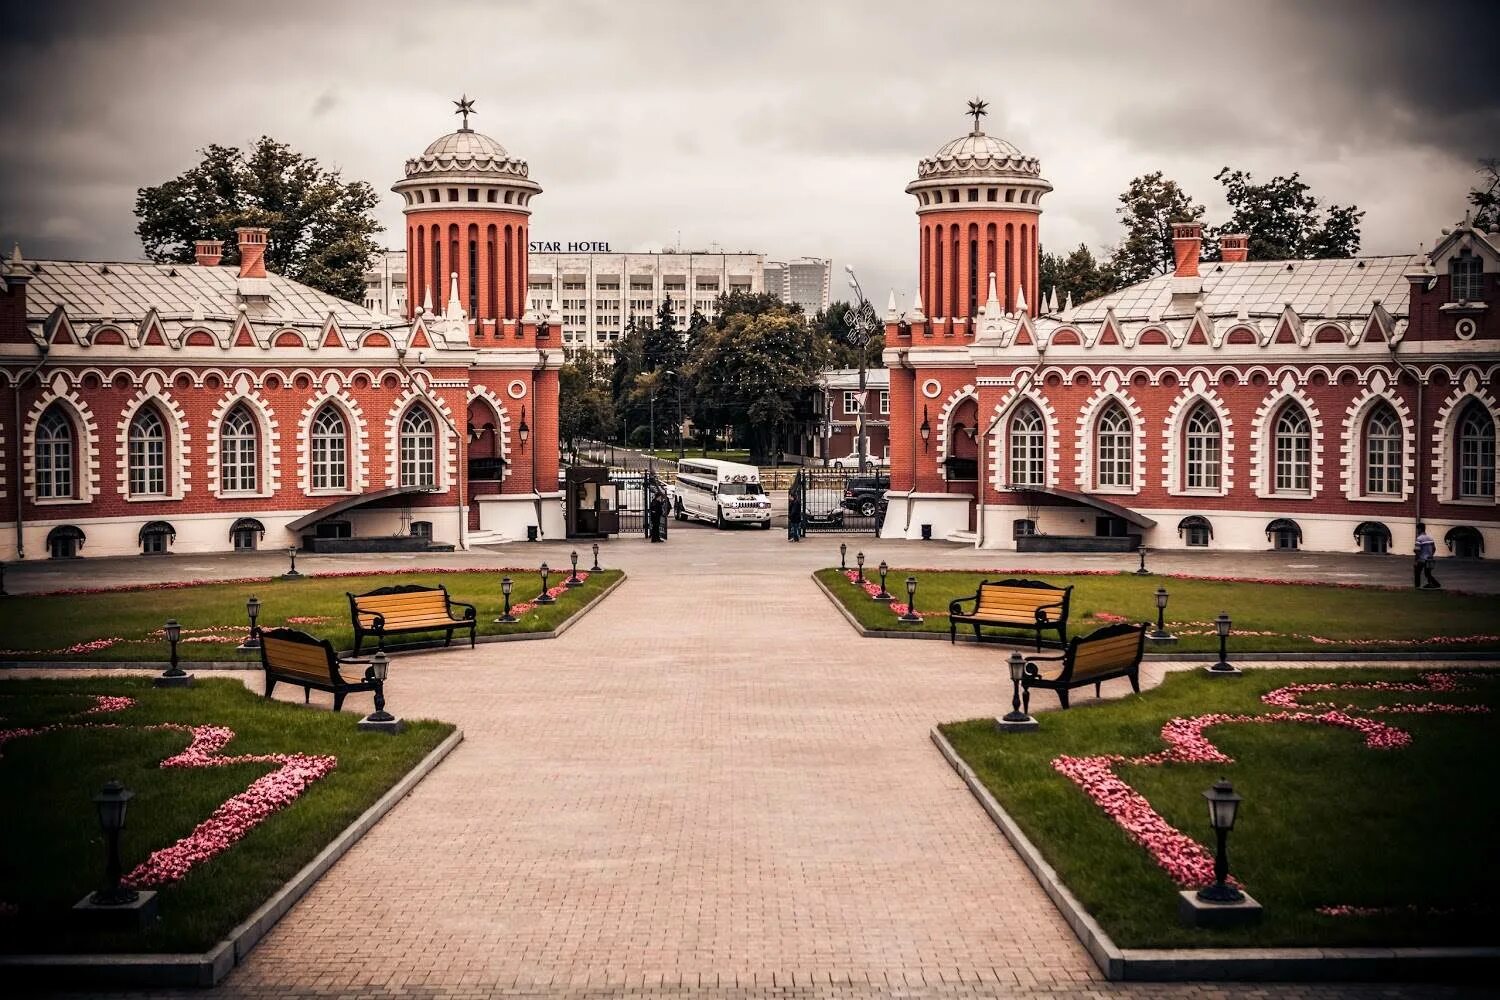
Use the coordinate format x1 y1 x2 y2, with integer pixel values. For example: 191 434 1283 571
163 621 183 677
1154 587 1169 639
856 552 865 585
839 543 847 571
899 576 922 623
90 781 138 906
874 560 893 601
284 546 302 579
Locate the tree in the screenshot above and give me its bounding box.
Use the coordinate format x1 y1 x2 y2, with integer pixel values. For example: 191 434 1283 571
1039 244 1120 307
1106 172 1205 286
135 137 382 301
558 350 616 452
643 297 684 373
1469 158 1499 230
1212 167 1363 260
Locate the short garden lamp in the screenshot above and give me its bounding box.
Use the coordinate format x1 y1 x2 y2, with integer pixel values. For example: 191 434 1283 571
284 545 302 579
358 650 403 734
591 542 602 572
1207 611 1239 675
1197 779 1245 904
90 780 138 906
899 576 922 623
839 542 847 570
1153 587 1170 638
998 651 1039 732
874 560 893 601
566 550 583 587
856 551 866 584
154 618 193 688
495 576 517 623
240 595 263 650
536 563 556 604
1136 546 1150 575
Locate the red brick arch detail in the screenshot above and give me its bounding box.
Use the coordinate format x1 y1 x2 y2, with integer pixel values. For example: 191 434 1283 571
1226 328 1257 345
1138 329 1169 346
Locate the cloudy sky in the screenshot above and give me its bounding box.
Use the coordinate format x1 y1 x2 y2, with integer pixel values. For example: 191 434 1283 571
2 0 1495 305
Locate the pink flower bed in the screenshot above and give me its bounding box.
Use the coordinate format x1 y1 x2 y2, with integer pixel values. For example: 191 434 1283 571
842 570 920 620
28 566 549 599
1050 671 1490 894
0 693 336 892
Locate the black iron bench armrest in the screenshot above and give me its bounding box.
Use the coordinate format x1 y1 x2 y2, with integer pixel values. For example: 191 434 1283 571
949 595 978 615
448 600 477 620
1033 599 1065 622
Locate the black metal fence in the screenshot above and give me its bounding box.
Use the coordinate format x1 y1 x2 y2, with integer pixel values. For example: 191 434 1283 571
792 467 884 534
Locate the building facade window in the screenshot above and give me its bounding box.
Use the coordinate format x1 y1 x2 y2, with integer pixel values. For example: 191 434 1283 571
1184 404 1221 490
1273 404 1311 493
1008 404 1045 486
1095 403 1133 488
410 520 433 540
1458 402 1496 499
36 406 74 499
879 390 890 415
311 406 348 490
1363 404 1402 496
1450 253 1484 303
220 404 258 493
843 391 862 415
1013 518 1036 538
400 406 437 487
128 407 167 496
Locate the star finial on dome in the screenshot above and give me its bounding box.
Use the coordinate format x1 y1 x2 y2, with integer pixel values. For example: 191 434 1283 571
966 97 988 134
453 94 477 132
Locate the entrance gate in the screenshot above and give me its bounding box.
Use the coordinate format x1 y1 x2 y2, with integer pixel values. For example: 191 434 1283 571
792 467 882 534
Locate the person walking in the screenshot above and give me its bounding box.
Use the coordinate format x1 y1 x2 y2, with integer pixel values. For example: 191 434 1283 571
1413 522 1440 589
787 490 803 542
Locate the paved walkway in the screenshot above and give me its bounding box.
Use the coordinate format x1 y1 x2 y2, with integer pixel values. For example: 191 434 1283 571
13 530 1497 999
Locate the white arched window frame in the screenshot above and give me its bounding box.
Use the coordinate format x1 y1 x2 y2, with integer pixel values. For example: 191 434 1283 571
1008 404 1045 487
1095 403 1133 489
311 405 349 491
1363 405 1402 496
36 407 74 500
1272 404 1311 494
1458 403 1496 499
1184 403 1222 491
220 404 259 493
128 407 168 497
399 406 437 488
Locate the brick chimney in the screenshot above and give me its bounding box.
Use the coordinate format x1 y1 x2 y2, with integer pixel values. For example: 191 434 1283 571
1219 233 1250 263
194 239 224 267
1172 222 1202 278
235 227 269 279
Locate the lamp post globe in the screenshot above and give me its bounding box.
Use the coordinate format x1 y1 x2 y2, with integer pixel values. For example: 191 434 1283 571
1153 587 1169 638
567 550 583 587
856 551 866 584
90 781 139 906
1208 612 1238 674
591 542 602 572
874 560 893 601
284 545 302 579
495 576 518 623
536 563 556 604
1196 779 1246 903
998 651 1037 728
899 576 922 623
242 595 263 650
1136 546 1150 575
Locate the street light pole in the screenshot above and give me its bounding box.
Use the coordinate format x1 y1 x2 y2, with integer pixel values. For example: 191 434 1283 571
845 266 878 477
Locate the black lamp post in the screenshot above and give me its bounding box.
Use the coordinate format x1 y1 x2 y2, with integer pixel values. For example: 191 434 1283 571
591 542 602 572
536 563 555 604
856 551 866 584
997 651 1040 732
358 650 403 733
899 576 922 623
874 560 893 601
566 550 583 587
1136 546 1150 575
240 595 262 650
839 542 847 571
90 781 138 905
154 618 192 687
495 576 517 623
920 406 932 452
1196 779 1245 904
283 545 302 579
518 405 530 447
1207 611 1239 675
1153 587 1170 639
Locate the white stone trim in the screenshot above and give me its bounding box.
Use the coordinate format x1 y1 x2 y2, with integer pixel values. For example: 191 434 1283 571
23 381 102 504
205 379 282 500
296 379 370 496
1073 374 1144 495
115 376 191 500
1161 374 1234 497
384 387 458 490
1340 371 1415 503
468 384 513 482
933 383 976 470
986 385 1059 492
1431 371 1500 506
1250 373 1324 500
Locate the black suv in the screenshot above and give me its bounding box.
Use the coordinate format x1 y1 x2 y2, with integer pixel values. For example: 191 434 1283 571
840 475 890 517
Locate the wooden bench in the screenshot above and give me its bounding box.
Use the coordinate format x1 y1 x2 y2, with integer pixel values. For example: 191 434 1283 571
260 627 382 711
348 583 477 654
948 579 1072 650
1022 621 1145 710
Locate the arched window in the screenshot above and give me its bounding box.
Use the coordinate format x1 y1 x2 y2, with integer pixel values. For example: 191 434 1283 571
36 406 74 499
311 405 348 490
1008 404 1045 486
1363 404 1402 496
128 407 167 496
1457 402 1496 499
399 406 437 487
220 404 258 493
1272 404 1311 493
1184 403 1221 490
1095 403 1132 488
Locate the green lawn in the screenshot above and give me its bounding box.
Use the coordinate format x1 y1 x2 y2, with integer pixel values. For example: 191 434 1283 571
816 568 1500 653
0 677 453 954
646 448 751 463
1 569 623 661
941 668 1499 948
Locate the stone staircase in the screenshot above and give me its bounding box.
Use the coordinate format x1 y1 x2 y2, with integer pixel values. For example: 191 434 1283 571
946 529 979 545
466 529 513 547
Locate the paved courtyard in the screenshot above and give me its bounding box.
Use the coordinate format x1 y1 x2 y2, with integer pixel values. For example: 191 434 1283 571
10 531 1497 999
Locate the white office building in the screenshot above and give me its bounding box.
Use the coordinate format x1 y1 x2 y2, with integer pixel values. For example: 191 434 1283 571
764 257 832 317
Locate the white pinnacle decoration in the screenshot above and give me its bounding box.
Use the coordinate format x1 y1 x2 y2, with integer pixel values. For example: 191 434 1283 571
1063 291 1074 321
1015 283 1028 316
985 272 1001 315
886 289 898 319
1237 298 1250 322
1048 287 1060 315
446 271 464 320
910 288 926 320
190 296 204 322
9 243 21 263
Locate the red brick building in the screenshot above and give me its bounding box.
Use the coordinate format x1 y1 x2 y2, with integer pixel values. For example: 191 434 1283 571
882 113 1499 556
1 107 564 560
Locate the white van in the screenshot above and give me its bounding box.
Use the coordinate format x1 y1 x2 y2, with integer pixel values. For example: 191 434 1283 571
672 459 772 529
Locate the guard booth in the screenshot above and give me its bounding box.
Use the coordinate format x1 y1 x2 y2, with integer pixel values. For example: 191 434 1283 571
565 466 621 538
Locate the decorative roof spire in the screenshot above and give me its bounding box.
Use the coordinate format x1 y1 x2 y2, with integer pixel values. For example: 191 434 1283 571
966 97 989 135
1015 282 1028 316
453 94 476 132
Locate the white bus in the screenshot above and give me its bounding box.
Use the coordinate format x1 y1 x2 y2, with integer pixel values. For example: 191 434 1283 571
672 459 772 529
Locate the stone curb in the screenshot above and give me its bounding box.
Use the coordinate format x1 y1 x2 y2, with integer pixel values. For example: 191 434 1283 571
0 572 627 671
812 572 1500 663
0 727 465 989
930 726 1500 981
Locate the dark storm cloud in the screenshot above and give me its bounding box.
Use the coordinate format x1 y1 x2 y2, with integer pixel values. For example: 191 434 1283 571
0 0 1490 303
